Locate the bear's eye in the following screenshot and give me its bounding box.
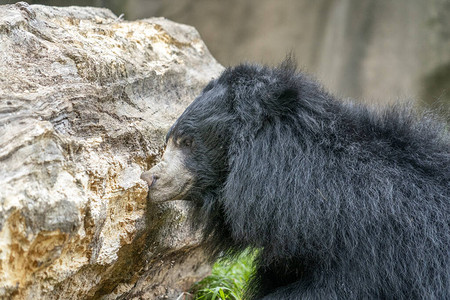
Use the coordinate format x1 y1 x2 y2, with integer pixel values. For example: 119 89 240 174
180 138 193 148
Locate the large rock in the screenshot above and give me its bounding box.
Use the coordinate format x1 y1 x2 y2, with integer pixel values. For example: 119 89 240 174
0 3 222 299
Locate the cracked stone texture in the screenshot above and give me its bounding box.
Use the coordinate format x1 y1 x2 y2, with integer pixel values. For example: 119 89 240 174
0 2 223 299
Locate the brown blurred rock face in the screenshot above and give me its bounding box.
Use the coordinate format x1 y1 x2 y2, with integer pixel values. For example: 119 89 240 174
128 0 449 108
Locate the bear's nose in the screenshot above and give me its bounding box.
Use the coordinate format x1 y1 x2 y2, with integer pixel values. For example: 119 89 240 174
149 175 159 188
140 172 159 188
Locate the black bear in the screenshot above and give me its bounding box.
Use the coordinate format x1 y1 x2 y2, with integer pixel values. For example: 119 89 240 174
141 60 450 299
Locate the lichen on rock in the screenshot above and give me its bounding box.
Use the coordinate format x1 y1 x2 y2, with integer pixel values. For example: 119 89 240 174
0 2 222 299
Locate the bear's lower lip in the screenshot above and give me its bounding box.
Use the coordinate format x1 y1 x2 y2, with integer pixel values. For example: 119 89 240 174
146 192 191 203
147 188 193 203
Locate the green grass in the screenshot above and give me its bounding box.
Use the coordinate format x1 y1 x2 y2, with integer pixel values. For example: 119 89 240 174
191 251 256 300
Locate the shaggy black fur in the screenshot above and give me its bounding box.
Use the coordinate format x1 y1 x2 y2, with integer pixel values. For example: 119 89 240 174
167 60 450 299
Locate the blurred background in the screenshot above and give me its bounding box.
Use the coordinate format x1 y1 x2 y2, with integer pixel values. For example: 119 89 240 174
1 0 449 110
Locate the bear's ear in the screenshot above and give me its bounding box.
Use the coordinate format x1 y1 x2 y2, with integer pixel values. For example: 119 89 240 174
264 58 299 116
262 85 299 117
226 59 300 120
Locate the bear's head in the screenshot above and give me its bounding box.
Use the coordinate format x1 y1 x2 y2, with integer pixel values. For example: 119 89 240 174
140 62 304 204
140 75 233 203
139 59 331 211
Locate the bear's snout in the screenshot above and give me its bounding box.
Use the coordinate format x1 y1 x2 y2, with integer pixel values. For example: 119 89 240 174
140 139 195 202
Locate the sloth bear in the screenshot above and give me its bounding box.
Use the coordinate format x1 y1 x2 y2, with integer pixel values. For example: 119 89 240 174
141 60 450 299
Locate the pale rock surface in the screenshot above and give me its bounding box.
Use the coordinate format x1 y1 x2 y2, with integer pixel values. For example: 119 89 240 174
0 2 222 299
